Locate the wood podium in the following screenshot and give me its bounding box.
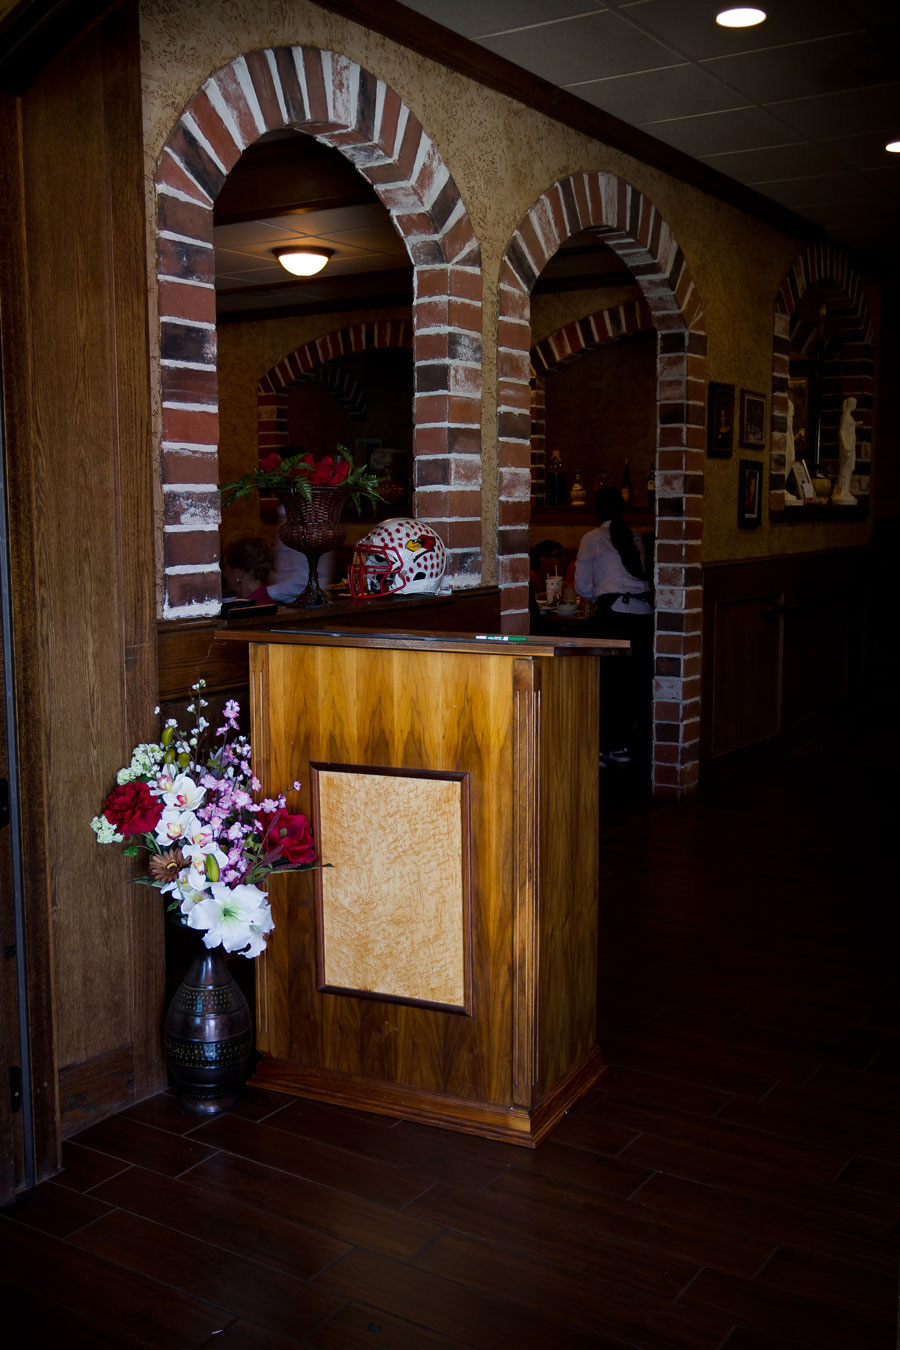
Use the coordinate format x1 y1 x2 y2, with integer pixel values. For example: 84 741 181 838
224 628 626 1146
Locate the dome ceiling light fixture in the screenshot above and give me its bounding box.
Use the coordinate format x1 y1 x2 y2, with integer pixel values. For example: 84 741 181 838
715 7 767 26
274 247 334 277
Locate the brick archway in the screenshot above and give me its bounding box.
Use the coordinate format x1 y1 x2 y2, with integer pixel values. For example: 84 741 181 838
770 243 875 507
257 319 413 459
156 48 481 617
528 298 654 499
498 173 707 797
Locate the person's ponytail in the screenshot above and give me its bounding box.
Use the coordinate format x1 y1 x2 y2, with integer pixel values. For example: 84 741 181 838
594 487 645 582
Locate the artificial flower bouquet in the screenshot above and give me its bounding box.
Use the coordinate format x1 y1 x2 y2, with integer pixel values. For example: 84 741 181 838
90 682 318 958
219 443 385 514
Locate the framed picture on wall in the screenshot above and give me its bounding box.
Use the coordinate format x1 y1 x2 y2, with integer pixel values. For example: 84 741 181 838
739 389 767 449
787 377 810 461
738 459 763 528
707 382 735 458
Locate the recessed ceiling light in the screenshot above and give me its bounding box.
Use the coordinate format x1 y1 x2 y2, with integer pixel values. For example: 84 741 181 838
716 7 767 26
886 140 900 153
274 247 334 277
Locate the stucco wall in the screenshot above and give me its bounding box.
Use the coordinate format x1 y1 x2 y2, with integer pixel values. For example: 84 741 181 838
139 0 874 572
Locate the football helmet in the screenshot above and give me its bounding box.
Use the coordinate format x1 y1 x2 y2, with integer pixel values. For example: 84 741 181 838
348 518 447 598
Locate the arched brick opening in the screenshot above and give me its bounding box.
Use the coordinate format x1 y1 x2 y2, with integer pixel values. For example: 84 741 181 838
498 173 707 797
528 298 654 500
155 47 481 618
770 243 875 508
257 318 413 460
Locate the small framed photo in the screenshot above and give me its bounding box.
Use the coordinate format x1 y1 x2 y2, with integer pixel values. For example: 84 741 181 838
707 382 735 458
791 459 815 505
739 389 767 450
738 459 763 528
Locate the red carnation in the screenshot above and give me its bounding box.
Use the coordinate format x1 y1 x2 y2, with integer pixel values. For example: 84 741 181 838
310 457 335 486
259 452 282 472
261 809 317 865
329 460 350 486
103 781 163 836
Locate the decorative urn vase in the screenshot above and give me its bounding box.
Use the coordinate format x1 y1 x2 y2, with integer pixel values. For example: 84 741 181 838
164 940 252 1116
278 484 352 607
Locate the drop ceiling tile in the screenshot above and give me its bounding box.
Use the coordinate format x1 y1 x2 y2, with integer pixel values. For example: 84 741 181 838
701 140 852 182
701 32 897 104
641 105 798 156
479 10 679 84
265 204 388 235
213 220 309 247
751 169 891 209
571 61 744 121
821 130 900 171
396 0 600 40
612 0 863 62
767 82 900 138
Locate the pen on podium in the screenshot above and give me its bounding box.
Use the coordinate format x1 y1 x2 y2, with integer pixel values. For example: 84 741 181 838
474 635 528 642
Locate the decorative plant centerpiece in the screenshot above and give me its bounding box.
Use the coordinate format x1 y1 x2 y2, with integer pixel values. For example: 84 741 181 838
91 682 320 1114
220 445 385 607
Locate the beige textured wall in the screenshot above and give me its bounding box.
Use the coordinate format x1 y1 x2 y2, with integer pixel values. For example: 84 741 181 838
140 0 873 574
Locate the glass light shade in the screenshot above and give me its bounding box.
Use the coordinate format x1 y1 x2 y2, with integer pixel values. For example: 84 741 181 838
715 7 767 26
886 141 900 153
274 248 333 277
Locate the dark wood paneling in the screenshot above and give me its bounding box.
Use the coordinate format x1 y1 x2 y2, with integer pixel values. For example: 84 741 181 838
58 1044 135 1139
1 0 163 1161
0 88 60 1180
701 548 869 782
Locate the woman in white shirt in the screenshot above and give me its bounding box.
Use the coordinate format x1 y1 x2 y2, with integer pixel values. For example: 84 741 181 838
574 487 652 766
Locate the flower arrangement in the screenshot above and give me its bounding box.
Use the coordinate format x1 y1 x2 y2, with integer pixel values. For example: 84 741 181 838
219 444 385 514
90 683 319 958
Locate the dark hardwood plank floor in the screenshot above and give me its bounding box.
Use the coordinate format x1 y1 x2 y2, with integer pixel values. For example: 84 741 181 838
3 718 898 1347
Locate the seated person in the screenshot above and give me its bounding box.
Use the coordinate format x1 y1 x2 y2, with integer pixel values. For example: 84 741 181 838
221 534 275 605
266 503 337 603
574 488 653 765
528 539 564 629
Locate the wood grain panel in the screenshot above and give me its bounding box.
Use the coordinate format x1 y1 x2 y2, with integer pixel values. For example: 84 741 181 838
537 654 601 1093
254 642 516 1107
313 767 468 1008
9 5 161 1130
709 593 783 759
248 634 611 1142
0 89 60 1181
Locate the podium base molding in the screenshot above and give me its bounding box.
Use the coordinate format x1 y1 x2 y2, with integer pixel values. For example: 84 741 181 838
250 1046 606 1148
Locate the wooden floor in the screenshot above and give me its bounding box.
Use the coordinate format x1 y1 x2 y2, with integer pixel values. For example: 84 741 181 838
2 718 898 1348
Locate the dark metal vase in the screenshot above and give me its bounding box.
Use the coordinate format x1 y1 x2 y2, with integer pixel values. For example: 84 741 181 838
164 943 252 1116
278 485 352 607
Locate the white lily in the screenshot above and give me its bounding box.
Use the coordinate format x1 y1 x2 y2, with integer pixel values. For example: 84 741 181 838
185 882 274 957
162 773 206 812
155 807 202 847
182 841 229 888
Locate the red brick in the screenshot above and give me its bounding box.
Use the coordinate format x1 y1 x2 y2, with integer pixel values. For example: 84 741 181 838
162 448 218 485
156 151 213 205
415 268 451 299
445 519 482 549
187 88 242 173
158 278 216 325
162 406 218 445
164 530 221 568
165 569 221 611
162 365 217 405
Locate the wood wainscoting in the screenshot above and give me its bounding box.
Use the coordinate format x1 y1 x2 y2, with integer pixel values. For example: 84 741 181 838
701 547 870 783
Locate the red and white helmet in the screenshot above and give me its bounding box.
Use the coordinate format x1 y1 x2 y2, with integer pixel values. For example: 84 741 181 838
348 518 447 598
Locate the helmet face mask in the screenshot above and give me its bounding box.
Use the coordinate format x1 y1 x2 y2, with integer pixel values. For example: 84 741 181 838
348 518 447 599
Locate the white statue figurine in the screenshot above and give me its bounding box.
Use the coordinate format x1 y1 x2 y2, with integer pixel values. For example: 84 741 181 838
834 396 858 505
784 396 801 504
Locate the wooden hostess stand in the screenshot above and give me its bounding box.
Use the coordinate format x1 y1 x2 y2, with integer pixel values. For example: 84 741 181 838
217 626 627 1146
